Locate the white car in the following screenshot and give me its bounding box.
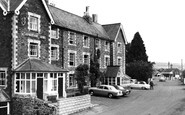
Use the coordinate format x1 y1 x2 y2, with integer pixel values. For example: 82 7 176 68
130 81 150 90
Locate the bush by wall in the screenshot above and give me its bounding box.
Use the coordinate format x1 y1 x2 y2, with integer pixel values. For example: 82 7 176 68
12 95 55 115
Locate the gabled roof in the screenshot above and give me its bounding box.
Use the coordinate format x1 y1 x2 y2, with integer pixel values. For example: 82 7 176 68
10 0 25 11
48 5 110 40
103 23 127 43
15 59 68 72
105 66 120 78
0 0 54 23
0 89 10 102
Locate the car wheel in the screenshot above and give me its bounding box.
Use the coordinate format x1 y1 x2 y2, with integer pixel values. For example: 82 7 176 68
108 93 113 98
89 91 94 96
141 87 145 90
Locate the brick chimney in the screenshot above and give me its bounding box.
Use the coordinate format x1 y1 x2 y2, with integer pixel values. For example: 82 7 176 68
92 14 98 23
83 6 92 24
84 6 90 16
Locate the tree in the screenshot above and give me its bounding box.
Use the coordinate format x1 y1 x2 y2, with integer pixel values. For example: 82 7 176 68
75 64 89 94
89 59 100 87
126 61 154 83
126 32 153 82
127 32 148 63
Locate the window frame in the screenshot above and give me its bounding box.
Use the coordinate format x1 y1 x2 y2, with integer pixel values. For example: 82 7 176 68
28 12 41 33
15 72 36 94
104 55 110 68
83 52 90 65
83 35 90 48
105 41 110 51
51 28 59 39
28 39 40 58
95 39 101 49
67 72 77 88
117 57 122 66
68 31 76 45
51 44 59 60
68 50 77 67
0 68 7 87
117 42 122 53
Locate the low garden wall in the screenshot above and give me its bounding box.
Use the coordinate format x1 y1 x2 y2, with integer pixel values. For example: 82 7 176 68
57 94 92 115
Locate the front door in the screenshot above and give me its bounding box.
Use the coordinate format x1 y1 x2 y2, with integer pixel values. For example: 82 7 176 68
37 78 43 99
58 78 63 97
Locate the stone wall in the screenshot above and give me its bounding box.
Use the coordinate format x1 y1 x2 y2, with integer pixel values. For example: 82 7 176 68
57 94 92 115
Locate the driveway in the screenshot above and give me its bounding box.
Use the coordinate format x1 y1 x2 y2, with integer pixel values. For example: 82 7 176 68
72 78 185 115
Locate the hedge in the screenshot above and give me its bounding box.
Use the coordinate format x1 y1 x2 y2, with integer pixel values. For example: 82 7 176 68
12 95 55 115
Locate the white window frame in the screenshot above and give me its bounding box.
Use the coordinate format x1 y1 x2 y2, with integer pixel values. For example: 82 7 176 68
95 39 101 49
68 31 76 45
117 57 122 66
28 12 41 33
51 44 59 60
67 71 77 88
68 50 77 67
28 39 40 58
50 73 58 92
98 57 102 68
104 55 110 68
117 42 122 53
14 73 36 95
0 68 7 88
51 28 59 39
83 35 90 48
105 41 110 51
43 73 58 94
83 52 90 65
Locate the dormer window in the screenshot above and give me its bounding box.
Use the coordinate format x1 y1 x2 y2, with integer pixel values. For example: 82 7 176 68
68 32 76 45
28 12 41 32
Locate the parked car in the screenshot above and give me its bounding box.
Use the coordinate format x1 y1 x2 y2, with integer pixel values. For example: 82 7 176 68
130 81 150 90
159 76 166 82
112 85 131 96
88 85 123 98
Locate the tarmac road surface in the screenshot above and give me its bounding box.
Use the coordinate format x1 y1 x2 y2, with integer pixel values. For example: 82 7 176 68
72 78 185 115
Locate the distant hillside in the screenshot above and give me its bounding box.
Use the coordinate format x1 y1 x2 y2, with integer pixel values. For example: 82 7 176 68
154 62 183 70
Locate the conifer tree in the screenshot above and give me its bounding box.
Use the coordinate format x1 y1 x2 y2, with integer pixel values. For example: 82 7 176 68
128 32 148 63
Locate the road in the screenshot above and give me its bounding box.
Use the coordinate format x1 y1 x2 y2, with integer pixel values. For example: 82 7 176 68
72 77 185 115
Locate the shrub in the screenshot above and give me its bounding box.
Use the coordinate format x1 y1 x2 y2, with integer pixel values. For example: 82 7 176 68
12 95 55 115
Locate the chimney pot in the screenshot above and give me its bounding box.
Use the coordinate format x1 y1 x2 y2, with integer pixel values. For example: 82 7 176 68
92 14 98 23
85 6 90 16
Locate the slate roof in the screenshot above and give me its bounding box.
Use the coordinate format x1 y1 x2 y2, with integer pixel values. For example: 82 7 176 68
15 59 68 72
0 89 10 102
10 0 24 11
48 5 110 40
103 23 121 41
105 66 120 78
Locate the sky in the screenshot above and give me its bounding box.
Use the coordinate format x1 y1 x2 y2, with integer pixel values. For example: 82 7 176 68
51 0 185 64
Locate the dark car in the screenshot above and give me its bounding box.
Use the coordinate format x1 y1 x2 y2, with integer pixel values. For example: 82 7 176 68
88 85 123 98
112 85 131 96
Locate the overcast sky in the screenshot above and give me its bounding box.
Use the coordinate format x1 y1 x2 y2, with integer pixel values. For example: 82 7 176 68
52 0 185 64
